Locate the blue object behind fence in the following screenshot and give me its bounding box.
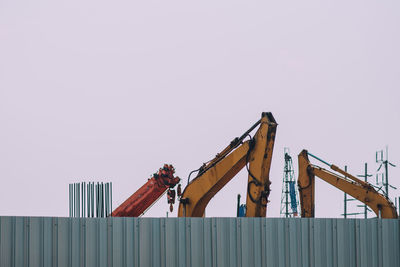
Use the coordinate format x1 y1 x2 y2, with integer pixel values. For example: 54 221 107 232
289 181 298 213
238 204 246 217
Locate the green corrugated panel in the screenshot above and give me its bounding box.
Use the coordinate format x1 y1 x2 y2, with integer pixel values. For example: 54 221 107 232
0 217 399 267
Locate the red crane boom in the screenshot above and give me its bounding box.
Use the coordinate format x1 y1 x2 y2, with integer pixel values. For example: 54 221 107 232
112 164 180 217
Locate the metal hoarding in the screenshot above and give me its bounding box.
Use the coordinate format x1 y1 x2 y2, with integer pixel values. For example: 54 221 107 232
0 217 399 267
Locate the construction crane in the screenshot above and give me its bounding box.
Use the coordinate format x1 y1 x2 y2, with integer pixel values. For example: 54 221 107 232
178 112 277 217
112 164 180 217
280 148 299 217
297 149 398 219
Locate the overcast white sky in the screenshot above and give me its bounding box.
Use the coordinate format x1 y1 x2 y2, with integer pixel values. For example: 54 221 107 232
1 1 399 218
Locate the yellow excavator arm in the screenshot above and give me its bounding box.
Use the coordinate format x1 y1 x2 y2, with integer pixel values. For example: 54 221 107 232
298 149 398 219
178 112 277 217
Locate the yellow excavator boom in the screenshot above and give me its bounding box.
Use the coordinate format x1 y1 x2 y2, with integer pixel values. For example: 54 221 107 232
297 149 398 219
178 112 277 217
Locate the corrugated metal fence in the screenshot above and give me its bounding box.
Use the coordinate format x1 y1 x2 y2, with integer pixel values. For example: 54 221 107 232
0 217 399 267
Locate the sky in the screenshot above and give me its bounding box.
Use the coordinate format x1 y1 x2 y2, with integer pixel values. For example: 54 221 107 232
1 1 399 218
